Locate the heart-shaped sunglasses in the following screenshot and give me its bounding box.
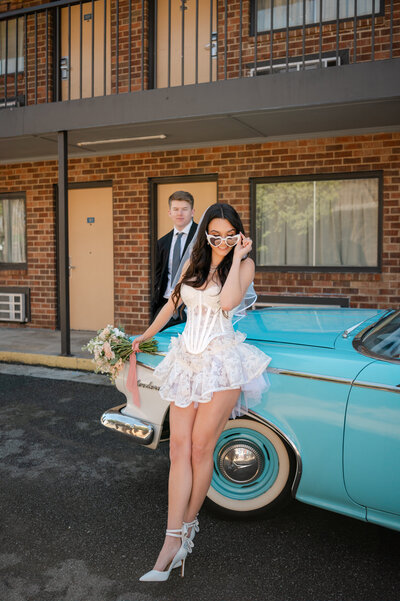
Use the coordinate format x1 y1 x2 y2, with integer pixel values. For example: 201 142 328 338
206 233 241 248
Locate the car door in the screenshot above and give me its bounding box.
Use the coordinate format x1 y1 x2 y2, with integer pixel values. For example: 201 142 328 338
343 360 400 516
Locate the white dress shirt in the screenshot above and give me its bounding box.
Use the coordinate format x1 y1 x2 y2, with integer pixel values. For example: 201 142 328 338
164 220 193 299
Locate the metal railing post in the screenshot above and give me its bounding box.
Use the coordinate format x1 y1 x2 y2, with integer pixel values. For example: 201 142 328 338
5 19 8 102
239 0 242 77
57 130 71 357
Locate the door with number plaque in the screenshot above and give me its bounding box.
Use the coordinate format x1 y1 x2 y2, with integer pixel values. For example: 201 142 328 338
68 186 114 330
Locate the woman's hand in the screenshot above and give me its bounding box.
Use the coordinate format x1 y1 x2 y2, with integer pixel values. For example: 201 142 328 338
220 234 255 310
233 232 252 260
131 335 146 353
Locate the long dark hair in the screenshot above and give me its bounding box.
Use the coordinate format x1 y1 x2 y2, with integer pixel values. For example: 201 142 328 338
172 203 245 310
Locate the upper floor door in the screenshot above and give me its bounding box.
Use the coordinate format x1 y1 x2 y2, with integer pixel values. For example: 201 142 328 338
156 0 217 88
61 0 111 100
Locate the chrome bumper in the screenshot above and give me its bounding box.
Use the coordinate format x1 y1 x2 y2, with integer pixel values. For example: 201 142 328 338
100 404 154 445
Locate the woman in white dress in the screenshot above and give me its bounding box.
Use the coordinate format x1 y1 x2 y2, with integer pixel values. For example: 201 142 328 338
132 203 271 582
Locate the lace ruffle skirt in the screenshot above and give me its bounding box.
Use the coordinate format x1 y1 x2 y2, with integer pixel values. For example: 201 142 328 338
153 331 271 419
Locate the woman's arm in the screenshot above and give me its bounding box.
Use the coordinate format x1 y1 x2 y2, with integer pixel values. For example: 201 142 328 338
131 259 190 351
219 234 255 312
131 297 177 350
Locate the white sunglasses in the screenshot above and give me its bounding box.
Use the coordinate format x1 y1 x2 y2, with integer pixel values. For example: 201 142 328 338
206 233 241 248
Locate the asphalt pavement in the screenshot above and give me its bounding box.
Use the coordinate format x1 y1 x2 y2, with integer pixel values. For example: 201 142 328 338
0 367 399 601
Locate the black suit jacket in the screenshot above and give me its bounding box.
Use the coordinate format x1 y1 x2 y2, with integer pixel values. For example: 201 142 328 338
151 221 198 320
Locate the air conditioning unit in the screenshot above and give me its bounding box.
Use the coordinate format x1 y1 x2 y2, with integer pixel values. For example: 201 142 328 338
0 292 27 322
0 95 25 109
249 55 340 77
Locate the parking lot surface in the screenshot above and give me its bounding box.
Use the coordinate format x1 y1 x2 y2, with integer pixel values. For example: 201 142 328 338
0 371 399 601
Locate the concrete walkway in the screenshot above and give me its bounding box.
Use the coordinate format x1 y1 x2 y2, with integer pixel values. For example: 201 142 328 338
0 326 97 371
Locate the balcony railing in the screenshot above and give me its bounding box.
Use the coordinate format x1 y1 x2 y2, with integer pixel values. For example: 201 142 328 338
0 0 398 108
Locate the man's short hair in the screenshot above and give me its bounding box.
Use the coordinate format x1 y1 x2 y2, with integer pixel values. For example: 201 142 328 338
168 190 194 209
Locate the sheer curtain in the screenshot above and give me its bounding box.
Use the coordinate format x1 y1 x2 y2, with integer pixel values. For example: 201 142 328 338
0 199 9 263
257 0 380 30
256 178 378 267
314 179 378 266
11 199 26 262
0 198 26 263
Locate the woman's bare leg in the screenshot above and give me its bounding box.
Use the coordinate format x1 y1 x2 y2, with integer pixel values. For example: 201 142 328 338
183 389 240 525
152 403 197 571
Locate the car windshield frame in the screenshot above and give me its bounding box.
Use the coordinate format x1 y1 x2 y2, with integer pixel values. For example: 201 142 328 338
353 309 400 364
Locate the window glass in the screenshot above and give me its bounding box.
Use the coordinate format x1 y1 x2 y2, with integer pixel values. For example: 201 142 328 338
0 18 24 75
361 312 400 361
0 197 26 264
257 0 381 31
255 177 379 268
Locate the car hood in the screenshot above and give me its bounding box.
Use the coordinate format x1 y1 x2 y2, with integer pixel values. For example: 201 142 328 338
237 308 385 348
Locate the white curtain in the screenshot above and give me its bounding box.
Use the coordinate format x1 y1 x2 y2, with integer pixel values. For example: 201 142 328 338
257 0 380 30
11 198 26 262
0 198 26 263
0 199 9 263
256 178 378 267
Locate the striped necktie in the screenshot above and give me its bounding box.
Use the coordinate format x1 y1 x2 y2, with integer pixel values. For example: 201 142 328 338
171 232 184 283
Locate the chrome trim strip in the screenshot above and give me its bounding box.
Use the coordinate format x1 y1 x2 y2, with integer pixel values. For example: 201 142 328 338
352 381 400 394
101 404 154 445
267 366 353 386
268 366 400 393
248 410 303 499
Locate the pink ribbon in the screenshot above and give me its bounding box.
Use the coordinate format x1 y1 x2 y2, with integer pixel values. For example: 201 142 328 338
126 352 141 407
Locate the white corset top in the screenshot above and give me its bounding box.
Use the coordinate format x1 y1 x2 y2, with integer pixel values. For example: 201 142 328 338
180 283 234 354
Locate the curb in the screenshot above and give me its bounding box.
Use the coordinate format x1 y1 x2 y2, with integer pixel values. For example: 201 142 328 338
0 351 95 372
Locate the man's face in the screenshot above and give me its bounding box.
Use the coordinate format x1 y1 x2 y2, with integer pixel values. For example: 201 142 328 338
168 200 194 231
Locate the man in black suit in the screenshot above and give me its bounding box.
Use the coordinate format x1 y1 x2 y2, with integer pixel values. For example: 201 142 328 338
151 190 198 326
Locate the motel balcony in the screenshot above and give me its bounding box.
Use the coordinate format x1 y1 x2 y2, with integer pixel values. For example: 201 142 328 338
0 0 399 162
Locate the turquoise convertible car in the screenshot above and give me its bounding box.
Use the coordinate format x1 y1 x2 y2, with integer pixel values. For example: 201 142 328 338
101 307 400 532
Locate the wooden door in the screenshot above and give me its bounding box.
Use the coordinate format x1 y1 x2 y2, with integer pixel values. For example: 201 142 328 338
156 0 217 88
61 0 111 100
68 187 114 330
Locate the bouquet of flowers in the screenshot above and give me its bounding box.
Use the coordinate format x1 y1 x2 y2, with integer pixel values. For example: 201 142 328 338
83 325 158 384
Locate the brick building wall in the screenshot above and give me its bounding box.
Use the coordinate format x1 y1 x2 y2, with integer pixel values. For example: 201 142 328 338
0 0 53 104
1 0 399 105
0 131 399 331
230 0 400 77
135 0 400 76
111 0 150 93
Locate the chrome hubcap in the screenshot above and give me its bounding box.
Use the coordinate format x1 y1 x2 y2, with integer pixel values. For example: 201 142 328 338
218 440 264 484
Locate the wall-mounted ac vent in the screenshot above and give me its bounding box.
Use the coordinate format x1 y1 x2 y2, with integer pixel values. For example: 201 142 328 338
0 95 25 109
249 55 340 76
0 293 27 322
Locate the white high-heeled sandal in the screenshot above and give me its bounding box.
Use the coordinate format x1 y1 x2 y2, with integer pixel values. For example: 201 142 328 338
139 528 192 582
183 515 199 542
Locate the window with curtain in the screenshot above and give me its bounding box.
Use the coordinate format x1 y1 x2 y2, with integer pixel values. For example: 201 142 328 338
0 195 26 265
0 18 24 76
256 0 381 31
253 175 380 270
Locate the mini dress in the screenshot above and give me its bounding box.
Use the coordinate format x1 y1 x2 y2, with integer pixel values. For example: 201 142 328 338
153 283 271 418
